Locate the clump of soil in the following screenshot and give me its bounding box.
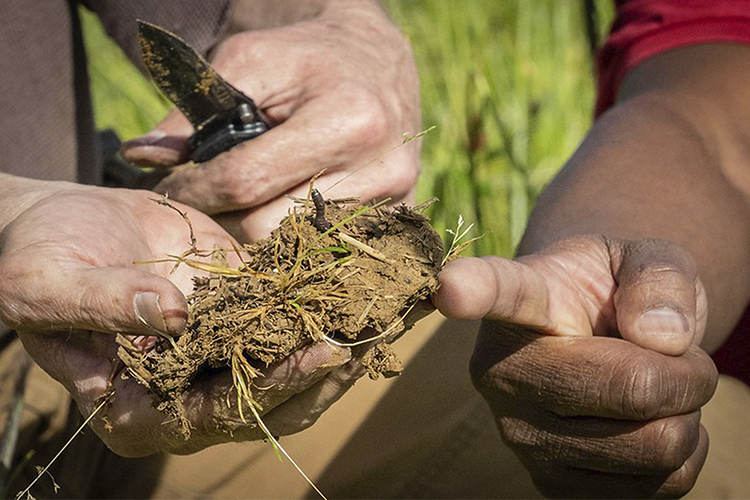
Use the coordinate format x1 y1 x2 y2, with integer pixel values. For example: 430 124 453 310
117 196 443 436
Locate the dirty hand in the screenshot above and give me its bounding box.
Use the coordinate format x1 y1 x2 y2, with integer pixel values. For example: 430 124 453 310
0 180 358 457
122 1 420 242
433 236 719 498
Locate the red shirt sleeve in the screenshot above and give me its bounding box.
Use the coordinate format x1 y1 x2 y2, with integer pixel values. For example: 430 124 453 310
595 0 750 117
713 305 750 386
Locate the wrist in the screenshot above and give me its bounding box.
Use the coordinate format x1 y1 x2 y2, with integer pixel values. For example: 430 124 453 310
226 0 391 33
317 1 405 44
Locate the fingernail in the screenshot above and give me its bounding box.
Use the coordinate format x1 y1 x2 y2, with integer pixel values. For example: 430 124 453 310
638 307 688 337
122 130 166 148
133 292 185 336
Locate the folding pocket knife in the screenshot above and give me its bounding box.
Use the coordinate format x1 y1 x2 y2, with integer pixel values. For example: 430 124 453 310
138 20 269 162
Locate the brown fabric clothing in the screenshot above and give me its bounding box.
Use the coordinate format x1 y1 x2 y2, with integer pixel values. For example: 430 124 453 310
81 0 230 70
1 0 82 184
0 0 229 186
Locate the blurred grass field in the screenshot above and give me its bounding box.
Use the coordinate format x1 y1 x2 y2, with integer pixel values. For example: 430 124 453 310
82 1 613 258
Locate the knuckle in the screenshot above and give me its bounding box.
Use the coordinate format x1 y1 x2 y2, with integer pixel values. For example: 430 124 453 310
608 353 665 420
630 239 697 279
336 84 390 149
213 32 264 67
646 416 698 472
211 163 260 209
383 162 419 199
0 265 18 327
76 283 121 332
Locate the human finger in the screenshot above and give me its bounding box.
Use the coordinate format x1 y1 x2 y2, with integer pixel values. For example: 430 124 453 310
609 238 704 356
0 258 188 336
433 256 587 335
249 342 352 413
212 160 416 242
143 88 400 215
528 426 709 499
495 408 702 475
261 355 366 436
179 342 352 445
74 341 351 457
470 322 718 420
119 109 192 168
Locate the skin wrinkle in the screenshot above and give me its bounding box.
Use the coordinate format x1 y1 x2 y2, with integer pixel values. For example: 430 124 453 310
77 274 131 331
548 253 613 335
569 421 636 470
677 362 691 412
524 418 705 497
499 414 536 451
494 259 521 321
552 346 599 415
474 329 524 400
503 408 671 473
591 346 622 414
623 353 654 421
261 85 304 123
522 354 549 405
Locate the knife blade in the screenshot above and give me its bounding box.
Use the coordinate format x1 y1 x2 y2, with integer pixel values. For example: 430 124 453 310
137 20 269 162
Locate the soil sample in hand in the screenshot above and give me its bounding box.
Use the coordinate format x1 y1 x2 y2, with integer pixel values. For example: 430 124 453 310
117 195 443 437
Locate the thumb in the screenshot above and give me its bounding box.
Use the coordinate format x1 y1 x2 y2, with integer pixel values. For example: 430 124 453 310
120 109 192 168
611 239 705 356
0 262 188 336
433 256 559 332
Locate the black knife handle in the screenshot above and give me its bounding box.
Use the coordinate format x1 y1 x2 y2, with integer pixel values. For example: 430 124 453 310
188 118 268 163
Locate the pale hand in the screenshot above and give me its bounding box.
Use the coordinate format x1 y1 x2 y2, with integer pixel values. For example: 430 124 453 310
0 184 359 456
122 5 421 242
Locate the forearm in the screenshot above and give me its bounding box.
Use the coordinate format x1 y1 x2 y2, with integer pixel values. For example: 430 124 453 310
518 45 750 353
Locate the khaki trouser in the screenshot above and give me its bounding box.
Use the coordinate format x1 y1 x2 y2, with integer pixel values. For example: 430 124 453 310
3 315 750 499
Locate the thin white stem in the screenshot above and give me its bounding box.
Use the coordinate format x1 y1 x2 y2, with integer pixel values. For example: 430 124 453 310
16 393 113 500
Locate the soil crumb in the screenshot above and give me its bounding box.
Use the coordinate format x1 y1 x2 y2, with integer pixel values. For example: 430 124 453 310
117 197 443 436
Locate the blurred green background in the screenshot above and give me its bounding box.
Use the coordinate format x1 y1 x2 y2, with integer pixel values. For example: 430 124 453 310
81 1 613 258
